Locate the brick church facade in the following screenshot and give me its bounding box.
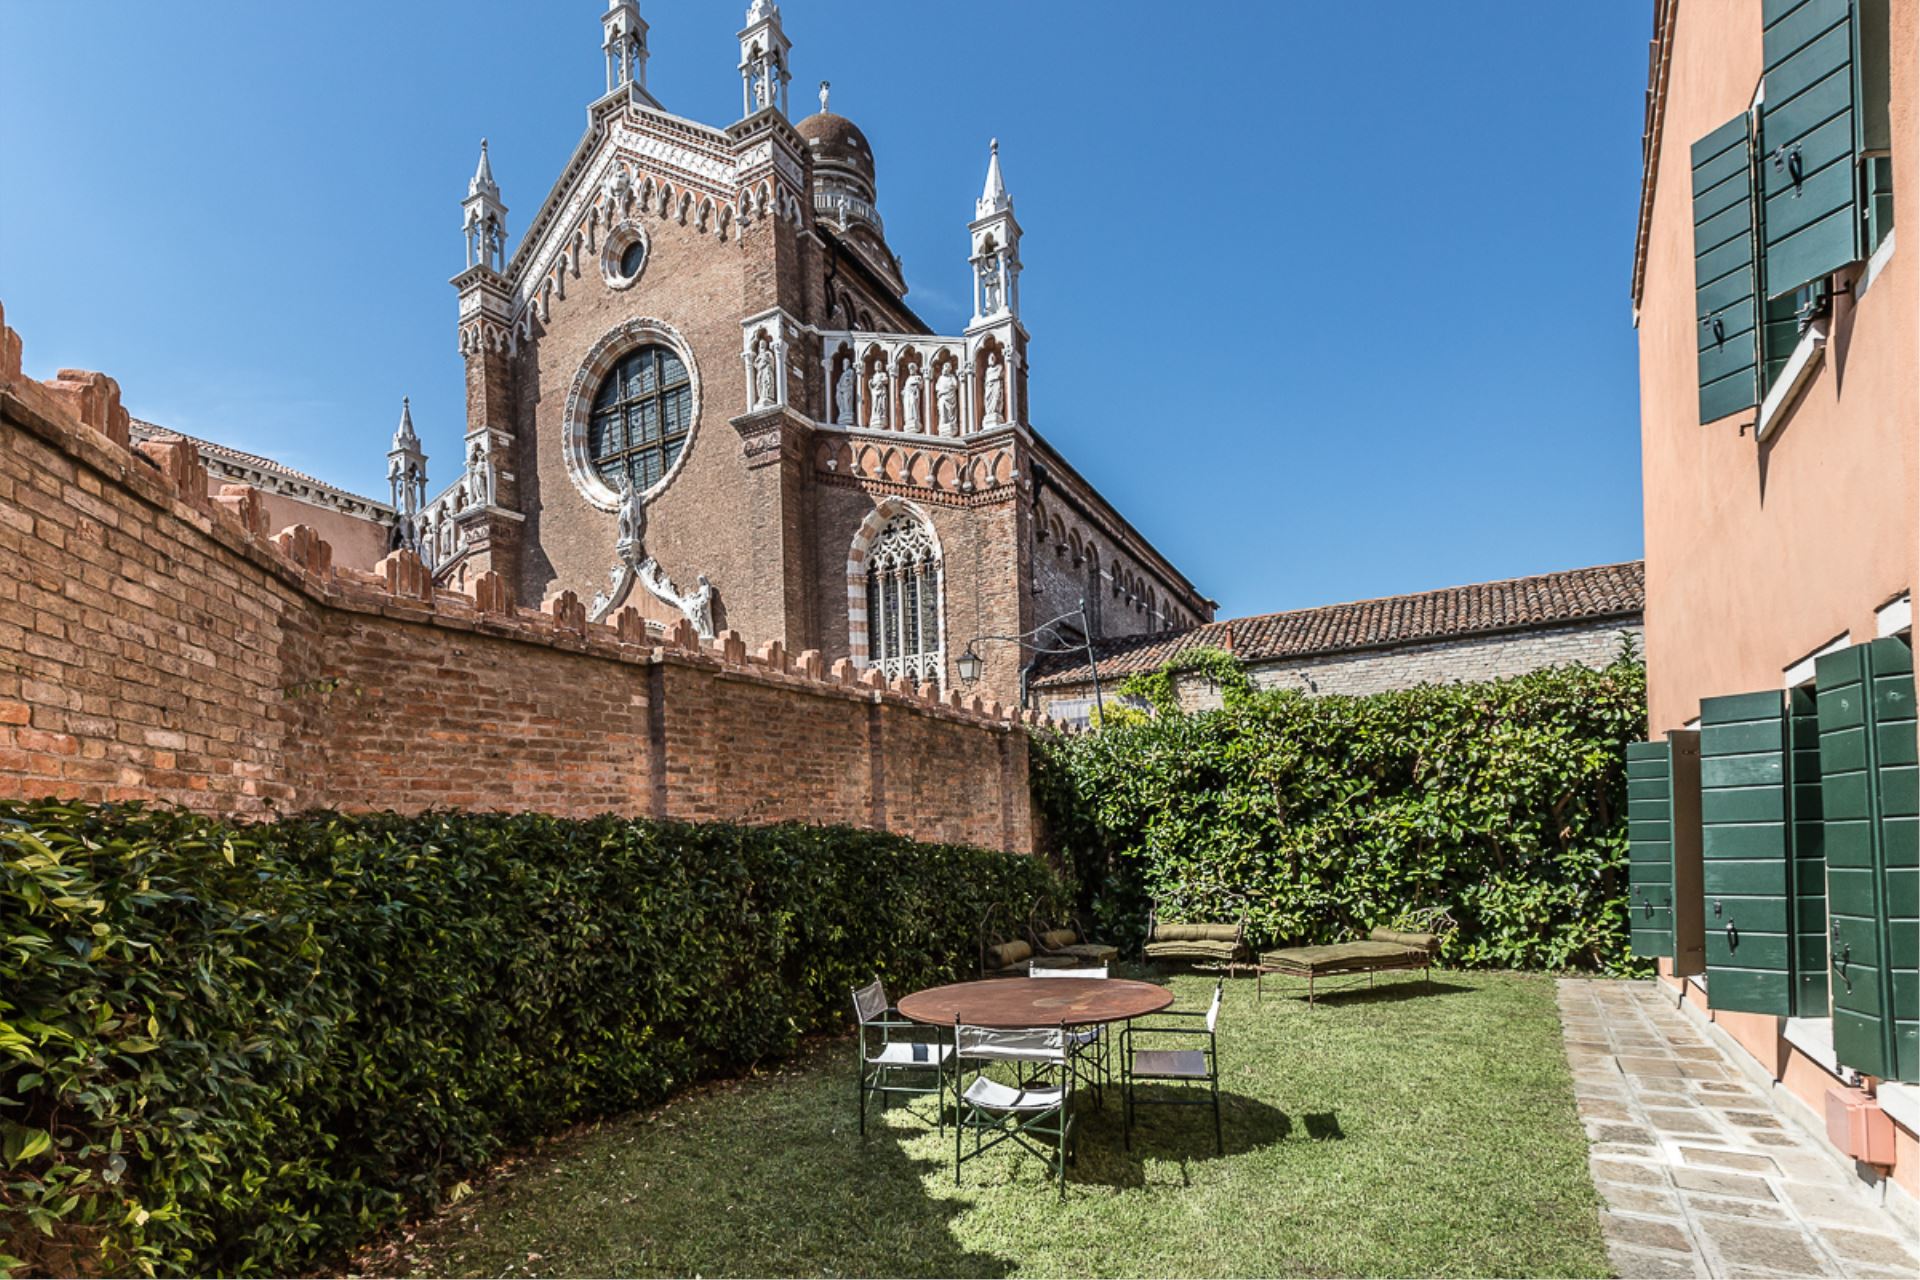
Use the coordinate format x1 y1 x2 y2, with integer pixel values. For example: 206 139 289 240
393 1 1210 709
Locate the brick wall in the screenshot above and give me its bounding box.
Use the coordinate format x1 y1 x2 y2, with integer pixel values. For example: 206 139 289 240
0 302 1038 851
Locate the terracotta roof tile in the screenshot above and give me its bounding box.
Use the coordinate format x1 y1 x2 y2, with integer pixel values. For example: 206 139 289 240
1031 561 1643 689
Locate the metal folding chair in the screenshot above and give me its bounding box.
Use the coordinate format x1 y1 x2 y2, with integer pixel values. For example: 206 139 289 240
1122 979 1224 1155
953 1021 1078 1198
852 978 953 1136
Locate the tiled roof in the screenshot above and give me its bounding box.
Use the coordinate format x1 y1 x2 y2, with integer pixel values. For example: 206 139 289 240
129 419 391 515
1031 561 1644 689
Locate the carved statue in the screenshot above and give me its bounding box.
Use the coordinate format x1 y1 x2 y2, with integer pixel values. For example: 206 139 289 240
636 559 717 639
465 439 493 509
902 370 924 433
868 366 890 429
935 366 959 437
819 80 831 114
835 358 858 427
753 344 776 408
616 473 646 561
979 254 1002 315
682 573 715 639
752 58 770 108
983 355 1005 428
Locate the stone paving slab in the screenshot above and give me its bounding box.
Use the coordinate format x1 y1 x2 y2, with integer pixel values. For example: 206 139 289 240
1557 979 1920 1279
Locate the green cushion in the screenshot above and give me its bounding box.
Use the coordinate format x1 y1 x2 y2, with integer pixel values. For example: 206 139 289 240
1058 942 1119 963
1037 928 1079 950
1152 922 1239 943
1368 928 1439 953
1144 939 1247 961
1259 941 1426 973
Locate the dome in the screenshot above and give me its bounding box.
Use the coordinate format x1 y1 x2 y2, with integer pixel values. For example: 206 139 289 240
795 111 876 193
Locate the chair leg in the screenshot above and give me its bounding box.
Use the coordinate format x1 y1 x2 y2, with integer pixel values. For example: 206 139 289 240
858 1064 867 1138
1212 1071 1223 1156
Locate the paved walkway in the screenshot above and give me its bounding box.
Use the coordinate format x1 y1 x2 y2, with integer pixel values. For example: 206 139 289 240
1557 979 1919 1278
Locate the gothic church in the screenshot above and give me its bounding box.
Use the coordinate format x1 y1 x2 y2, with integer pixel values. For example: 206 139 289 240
389 1 1211 707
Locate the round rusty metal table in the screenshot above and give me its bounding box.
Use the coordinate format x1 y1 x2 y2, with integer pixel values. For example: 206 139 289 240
897 977 1173 1029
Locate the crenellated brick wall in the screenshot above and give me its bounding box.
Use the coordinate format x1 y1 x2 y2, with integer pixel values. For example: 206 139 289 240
0 301 1038 851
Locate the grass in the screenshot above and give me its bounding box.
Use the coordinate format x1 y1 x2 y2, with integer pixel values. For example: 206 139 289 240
383 969 1606 1278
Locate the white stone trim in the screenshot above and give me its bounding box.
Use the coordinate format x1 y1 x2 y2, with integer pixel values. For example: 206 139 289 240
1756 318 1826 442
1857 226 1896 300
601 221 650 291
1783 1015 1842 1076
1877 1081 1920 1137
846 497 945 684
1875 594 1911 637
1784 632 1852 687
561 316 702 513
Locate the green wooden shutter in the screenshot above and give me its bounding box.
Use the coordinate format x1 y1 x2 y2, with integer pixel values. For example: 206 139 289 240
1629 741 1676 958
1693 114 1762 423
1700 691 1796 1013
1760 0 1862 295
1788 685 1829 1013
1816 638 1918 1082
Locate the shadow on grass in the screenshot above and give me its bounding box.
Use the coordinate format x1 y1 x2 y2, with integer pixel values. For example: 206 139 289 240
1256 977 1475 1008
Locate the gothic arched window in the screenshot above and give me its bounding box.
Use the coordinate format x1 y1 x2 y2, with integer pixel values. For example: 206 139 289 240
589 345 693 493
863 511 943 684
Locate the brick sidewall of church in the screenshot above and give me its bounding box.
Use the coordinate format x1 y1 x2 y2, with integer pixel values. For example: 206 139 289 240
0 372 1033 852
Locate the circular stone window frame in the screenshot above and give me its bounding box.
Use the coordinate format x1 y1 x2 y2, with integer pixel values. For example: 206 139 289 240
601 220 651 291
562 316 702 513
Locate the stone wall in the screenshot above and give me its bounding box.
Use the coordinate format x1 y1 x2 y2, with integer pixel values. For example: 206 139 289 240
1036 619 1642 721
0 302 1037 851
1237 620 1642 701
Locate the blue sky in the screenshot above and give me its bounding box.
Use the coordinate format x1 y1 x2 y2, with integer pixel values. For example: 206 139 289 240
0 2 1650 619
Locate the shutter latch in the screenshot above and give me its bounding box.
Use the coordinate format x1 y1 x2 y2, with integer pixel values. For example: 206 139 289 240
1726 920 1739 951
1772 144 1804 194
1704 314 1726 346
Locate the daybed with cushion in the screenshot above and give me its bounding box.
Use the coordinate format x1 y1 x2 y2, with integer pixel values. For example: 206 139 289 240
1029 916 1120 969
1255 926 1441 1004
1141 910 1250 972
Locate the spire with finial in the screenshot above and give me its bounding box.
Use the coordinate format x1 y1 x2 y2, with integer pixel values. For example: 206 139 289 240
968 138 1022 327
977 138 1011 218
603 0 649 97
386 396 429 548
462 139 509 272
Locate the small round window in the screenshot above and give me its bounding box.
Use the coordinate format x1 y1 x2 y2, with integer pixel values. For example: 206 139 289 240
619 240 646 279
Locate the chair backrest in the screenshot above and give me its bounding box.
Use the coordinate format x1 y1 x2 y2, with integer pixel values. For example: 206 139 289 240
852 978 889 1026
956 1023 1067 1062
1205 981 1224 1033
1029 963 1107 979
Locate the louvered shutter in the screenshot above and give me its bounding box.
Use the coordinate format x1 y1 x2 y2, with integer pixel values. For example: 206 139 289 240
1693 115 1761 423
1628 741 1676 958
1700 692 1796 1014
1787 685 1829 1013
1816 638 1918 1082
1759 0 1862 295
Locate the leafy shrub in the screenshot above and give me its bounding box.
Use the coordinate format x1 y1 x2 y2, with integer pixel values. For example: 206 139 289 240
1035 657 1647 973
0 805 1062 1276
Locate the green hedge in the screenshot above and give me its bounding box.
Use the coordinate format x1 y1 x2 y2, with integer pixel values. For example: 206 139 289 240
1035 656 1647 973
0 804 1062 1276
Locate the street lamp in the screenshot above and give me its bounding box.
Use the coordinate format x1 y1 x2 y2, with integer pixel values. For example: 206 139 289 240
957 597 1104 719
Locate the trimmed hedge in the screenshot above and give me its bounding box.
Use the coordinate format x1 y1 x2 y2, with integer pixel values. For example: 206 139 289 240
1035 656 1647 973
0 804 1062 1276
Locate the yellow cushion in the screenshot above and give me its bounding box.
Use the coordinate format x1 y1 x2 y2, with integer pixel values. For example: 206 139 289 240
985 940 1032 969
1038 928 1078 950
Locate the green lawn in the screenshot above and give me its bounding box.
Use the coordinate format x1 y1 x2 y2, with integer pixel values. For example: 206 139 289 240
385 970 1607 1278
